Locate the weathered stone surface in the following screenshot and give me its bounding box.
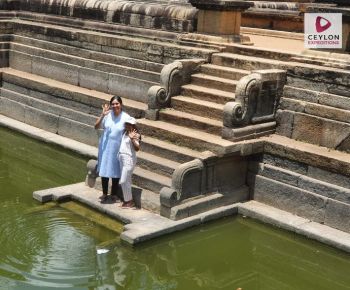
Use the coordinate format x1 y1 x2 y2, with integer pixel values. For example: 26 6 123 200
214 156 247 191
289 111 350 151
0 97 26 122
308 166 350 190
325 199 350 233
264 135 350 177
320 120 350 151
283 85 318 104
280 98 305 113
259 163 301 187
2 81 29 96
9 50 32 72
253 175 327 223
318 91 350 111
78 67 109 92
32 56 80 86
298 176 350 204
108 73 155 103
292 113 323 145
24 105 59 133
9 0 198 33
305 103 350 125
263 153 308 175
275 109 294 138
239 201 350 253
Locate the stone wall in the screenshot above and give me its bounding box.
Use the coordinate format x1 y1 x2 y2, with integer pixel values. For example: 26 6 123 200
276 65 350 153
0 0 198 33
248 151 350 234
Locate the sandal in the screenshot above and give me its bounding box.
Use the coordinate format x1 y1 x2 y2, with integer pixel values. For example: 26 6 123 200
99 194 108 203
121 201 134 208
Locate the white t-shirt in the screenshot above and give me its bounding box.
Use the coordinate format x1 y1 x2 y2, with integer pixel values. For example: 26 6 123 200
119 132 139 158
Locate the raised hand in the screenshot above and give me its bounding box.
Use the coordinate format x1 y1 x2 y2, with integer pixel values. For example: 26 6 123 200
101 103 110 116
129 129 140 140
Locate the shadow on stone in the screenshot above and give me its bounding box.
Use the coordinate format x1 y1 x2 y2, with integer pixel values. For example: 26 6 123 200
132 187 142 209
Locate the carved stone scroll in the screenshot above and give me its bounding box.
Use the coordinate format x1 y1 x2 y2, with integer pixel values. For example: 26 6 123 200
223 69 286 141
146 59 205 120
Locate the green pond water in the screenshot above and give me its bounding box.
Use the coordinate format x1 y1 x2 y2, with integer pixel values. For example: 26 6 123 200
1 126 350 290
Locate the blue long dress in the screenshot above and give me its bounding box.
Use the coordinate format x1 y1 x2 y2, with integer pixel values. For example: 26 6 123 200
97 111 130 178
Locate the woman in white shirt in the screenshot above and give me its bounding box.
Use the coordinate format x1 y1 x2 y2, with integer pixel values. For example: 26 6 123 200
118 117 140 208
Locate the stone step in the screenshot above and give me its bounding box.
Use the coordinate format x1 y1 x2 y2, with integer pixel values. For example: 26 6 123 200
137 118 233 153
292 56 350 70
9 50 157 102
159 108 222 135
256 163 350 205
200 63 249 80
277 109 350 153
191 73 238 92
171 95 224 121
137 186 161 213
212 52 283 71
280 97 350 125
263 134 350 177
12 35 164 73
12 19 214 64
1 88 96 126
169 186 249 220
181 84 235 104
1 68 147 117
10 42 160 82
283 86 350 112
137 150 180 178
0 96 99 146
252 173 350 231
140 135 203 164
227 41 299 62
133 166 172 194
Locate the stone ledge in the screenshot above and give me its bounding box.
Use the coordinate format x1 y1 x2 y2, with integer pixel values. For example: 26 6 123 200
0 114 98 158
238 200 350 253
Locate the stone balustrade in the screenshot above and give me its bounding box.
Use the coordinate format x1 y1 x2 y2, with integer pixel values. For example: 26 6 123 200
222 69 287 141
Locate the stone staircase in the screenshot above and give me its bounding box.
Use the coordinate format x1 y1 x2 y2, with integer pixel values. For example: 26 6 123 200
0 13 224 214
157 59 250 137
0 0 349 228
0 67 208 213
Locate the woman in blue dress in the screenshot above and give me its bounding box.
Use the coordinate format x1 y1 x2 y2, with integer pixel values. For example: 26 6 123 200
95 96 130 202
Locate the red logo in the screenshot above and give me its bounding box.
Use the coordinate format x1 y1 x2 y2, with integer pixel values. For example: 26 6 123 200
316 16 331 33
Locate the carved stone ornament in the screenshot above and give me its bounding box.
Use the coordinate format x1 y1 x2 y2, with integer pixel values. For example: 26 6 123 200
223 73 262 127
147 59 205 114
160 158 204 207
148 61 183 110
223 69 286 128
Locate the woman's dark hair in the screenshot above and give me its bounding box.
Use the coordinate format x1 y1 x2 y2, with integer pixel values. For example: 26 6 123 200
110 96 123 109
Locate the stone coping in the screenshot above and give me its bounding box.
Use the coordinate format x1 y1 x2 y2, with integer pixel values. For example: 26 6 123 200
32 182 240 245
0 0 198 33
2 114 350 251
189 0 253 11
31 180 350 251
239 201 350 253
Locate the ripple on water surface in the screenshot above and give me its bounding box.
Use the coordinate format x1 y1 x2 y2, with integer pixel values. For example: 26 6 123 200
0 205 108 289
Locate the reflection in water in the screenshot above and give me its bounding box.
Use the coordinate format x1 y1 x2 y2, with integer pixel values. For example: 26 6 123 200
1 127 350 290
92 216 350 290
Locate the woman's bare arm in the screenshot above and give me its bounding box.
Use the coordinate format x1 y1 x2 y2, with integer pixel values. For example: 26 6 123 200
94 104 110 129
